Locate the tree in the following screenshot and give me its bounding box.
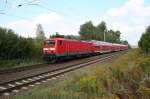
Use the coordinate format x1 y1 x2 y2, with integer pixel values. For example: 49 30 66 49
79 21 95 40
36 24 45 40
0 27 42 60
78 20 130 45
107 30 121 43
0 27 32 59
138 25 150 53
120 40 131 48
64 35 81 40
79 21 121 42
96 21 107 40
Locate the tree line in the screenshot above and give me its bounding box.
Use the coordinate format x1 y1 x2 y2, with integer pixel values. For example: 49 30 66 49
79 21 129 45
0 26 42 60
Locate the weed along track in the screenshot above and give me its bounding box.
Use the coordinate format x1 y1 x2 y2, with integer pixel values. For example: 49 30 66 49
0 51 125 98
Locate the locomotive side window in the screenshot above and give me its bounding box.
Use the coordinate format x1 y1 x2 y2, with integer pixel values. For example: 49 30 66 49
60 40 63 45
44 40 55 46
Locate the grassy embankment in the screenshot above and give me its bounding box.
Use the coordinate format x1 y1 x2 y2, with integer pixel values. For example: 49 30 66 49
0 59 44 70
12 49 150 99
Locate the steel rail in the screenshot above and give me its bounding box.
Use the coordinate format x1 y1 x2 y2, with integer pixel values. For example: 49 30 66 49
0 53 118 96
0 51 127 97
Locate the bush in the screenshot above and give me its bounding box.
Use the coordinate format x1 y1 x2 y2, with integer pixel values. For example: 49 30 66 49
138 25 150 53
0 27 42 60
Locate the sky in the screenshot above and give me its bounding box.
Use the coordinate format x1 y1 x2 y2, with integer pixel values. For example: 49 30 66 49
0 0 150 46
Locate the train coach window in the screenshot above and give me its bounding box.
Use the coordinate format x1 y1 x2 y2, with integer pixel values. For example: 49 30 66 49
60 40 63 45
44 40 55 46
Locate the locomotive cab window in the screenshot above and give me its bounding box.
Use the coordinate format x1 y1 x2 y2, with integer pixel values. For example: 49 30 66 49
44 40 55 46
60 40 63 45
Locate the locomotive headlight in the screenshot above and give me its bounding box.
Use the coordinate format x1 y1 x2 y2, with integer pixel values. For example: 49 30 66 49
50 48 55 50
43 48 49 50
43 48 55 51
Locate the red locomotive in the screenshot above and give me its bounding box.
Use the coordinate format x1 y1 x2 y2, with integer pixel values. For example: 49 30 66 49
43 37 128 61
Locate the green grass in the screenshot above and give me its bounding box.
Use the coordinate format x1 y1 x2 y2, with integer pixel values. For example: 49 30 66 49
0 59 44 70
12 49 150 99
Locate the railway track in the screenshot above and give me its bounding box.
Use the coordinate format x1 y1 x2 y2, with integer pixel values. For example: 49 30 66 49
0 53 114 75
0 51 125 97
0 52 120 85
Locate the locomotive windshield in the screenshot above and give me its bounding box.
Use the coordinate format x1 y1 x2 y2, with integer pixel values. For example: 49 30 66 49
44 40 55 46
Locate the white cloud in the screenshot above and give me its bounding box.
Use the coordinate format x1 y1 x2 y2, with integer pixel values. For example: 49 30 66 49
102 0 150 46
4 12 79 37
5 20 35 37
106 0 148 17
4 12 69 37
35 12 62 25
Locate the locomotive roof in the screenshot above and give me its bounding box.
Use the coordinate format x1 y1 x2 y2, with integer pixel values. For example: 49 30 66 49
44 37 91 43
44 38 127 46
90 40 113 45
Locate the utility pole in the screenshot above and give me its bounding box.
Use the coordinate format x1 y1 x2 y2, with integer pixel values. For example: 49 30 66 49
104 29 106 42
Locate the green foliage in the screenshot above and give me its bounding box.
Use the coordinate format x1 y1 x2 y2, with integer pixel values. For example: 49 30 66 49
11 49 150 99
0 27 42 61
95 21 107 40
74 75 102 97
138 25 150 53
106 30 121 43
79 21 96 40
64 35 81 40
120 40 131 48
139 61 150 75
79 21 129 45
0 59 43 70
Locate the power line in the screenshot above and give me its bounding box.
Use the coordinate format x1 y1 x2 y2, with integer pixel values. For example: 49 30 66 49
24 0 82 21
37 3 81 21
0 0 15 13
0 0 81 22
17 0 39 7
17 0 60 13
60 0 82 20
0 0 38 20
2 0 81 21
